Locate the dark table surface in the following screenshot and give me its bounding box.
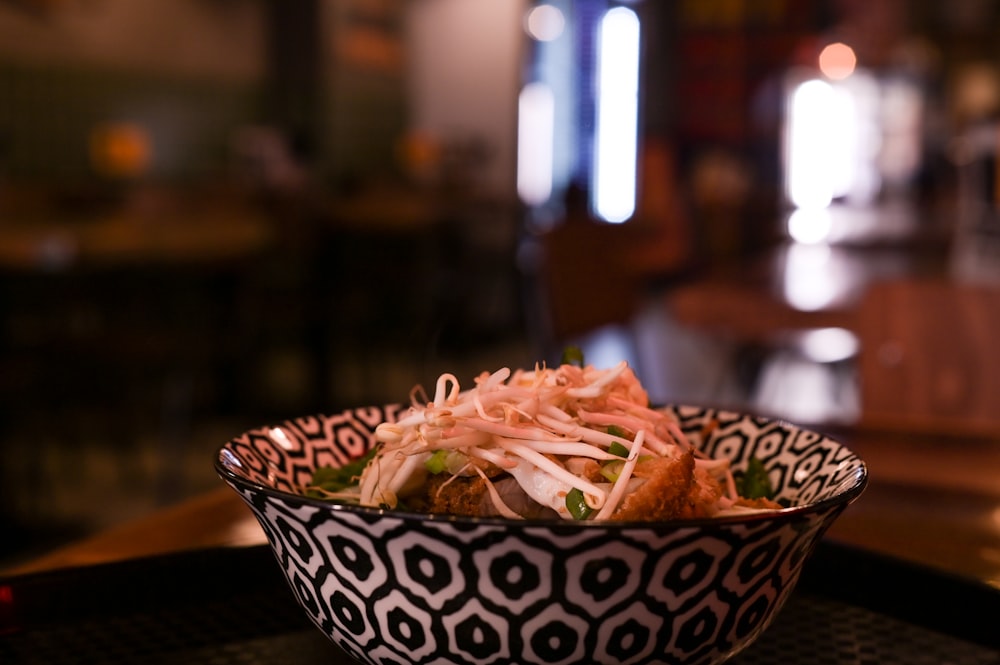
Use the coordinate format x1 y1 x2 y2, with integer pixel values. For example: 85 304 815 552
1 540 998 664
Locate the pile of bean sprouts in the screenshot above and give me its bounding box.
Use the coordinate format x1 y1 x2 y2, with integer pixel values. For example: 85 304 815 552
320 360 756 521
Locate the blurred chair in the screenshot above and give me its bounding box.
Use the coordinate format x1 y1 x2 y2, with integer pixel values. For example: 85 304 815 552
529 142 696 363
536 216 642 345
855 278 1000 436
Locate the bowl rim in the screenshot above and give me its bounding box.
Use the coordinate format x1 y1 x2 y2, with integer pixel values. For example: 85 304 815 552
214 406 869 530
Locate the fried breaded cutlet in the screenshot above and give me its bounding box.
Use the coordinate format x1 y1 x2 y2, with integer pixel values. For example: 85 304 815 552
407 450 751 521
612 452 700 520
409 470 561 519
411 472 490 516
612 453 781 517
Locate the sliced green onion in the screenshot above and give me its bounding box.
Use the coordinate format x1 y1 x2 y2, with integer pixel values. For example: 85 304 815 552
607 441 630 458
607 425 629 439
565 487 593 520
600 460 625 482
424 449 468 475
425 449 450 474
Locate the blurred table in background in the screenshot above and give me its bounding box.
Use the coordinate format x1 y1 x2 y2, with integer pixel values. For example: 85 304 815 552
659 239 1000 429
0 184 529 555
0 202 277 526
645 194 1000 425
0 203 273 271
664 230 949 344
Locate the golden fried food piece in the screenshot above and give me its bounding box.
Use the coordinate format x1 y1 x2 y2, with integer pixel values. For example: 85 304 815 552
409 450 769 521
413 474 489 516
611 452 701 521
734 495 783 510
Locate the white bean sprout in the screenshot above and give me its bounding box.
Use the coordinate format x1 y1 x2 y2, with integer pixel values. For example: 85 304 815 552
341 360 777 521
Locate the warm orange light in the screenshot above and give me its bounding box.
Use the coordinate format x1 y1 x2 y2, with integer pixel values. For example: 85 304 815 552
818 42 856 81
89 122 152 178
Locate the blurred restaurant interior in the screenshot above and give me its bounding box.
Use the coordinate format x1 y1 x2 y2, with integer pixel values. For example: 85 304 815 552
1 0 999 585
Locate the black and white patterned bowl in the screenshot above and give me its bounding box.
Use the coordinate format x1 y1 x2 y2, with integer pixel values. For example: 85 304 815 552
215 404 866 665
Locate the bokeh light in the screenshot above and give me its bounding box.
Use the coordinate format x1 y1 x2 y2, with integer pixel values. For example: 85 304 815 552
818 42 857 80
525 4 565 42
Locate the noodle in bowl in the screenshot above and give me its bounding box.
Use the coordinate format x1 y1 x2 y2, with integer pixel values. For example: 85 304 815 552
216 402 866 665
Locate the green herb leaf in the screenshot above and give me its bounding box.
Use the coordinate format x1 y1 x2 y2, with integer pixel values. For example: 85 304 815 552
565 487 593 520
735 457 774 500
560 346 585 367
306 447 377 496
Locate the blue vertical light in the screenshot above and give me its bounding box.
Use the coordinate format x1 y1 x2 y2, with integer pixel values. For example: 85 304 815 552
592 6 640 223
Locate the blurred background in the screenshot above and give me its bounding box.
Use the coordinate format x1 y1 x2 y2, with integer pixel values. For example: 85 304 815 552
1 0 998 574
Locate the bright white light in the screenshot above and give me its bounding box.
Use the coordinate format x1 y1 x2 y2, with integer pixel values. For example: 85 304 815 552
782 243 847 312
799 327 860 363
786 80 835 208
593 6 640 223
787 207 833 244
525 4 565 42
576 325 637 372
269 427 294 450
785 78 863 209
841 71 882 204
785 72 883 216
517 82 555 206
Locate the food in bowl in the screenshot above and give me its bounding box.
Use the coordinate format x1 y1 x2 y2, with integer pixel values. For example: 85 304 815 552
216 361 867 665
301 360 782 521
